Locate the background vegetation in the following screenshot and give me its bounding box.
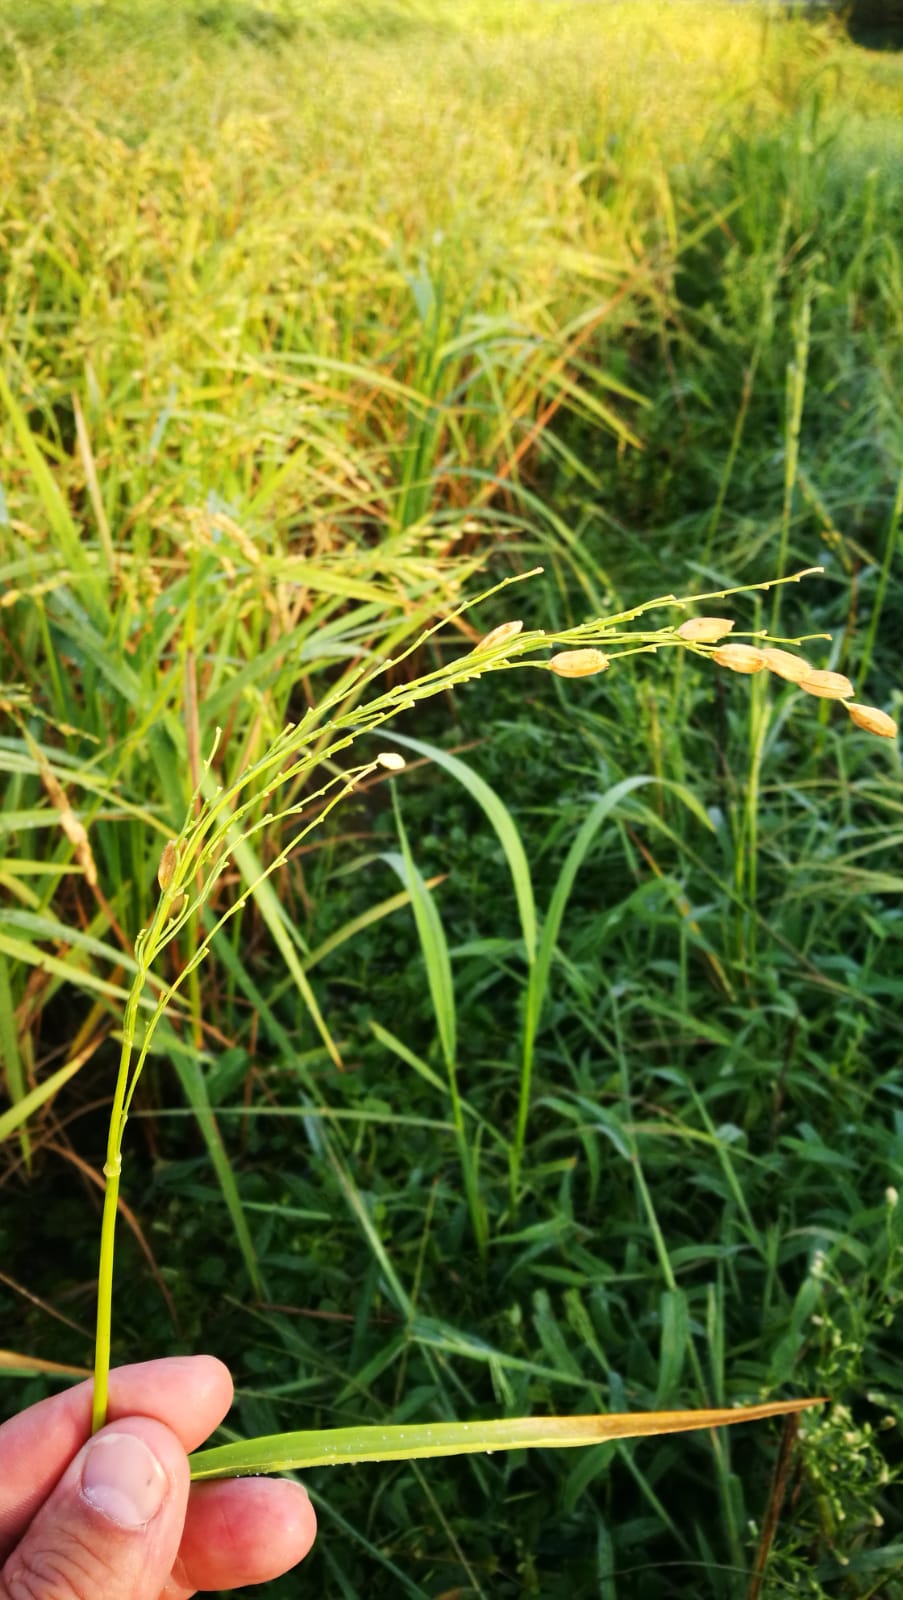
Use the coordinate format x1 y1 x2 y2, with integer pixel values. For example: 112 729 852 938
1 1 902 1594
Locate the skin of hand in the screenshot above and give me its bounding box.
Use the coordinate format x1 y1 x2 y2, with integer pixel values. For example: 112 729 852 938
0 1356 316 1600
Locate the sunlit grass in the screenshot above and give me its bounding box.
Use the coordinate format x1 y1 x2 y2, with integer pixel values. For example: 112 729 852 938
2 2 903 1595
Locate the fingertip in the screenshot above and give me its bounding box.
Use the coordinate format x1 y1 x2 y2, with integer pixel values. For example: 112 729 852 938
173 1354 234 1412
265 1478 318 1560
175 1475 317 1590
110 1354 233 1409
104 1354 235 1450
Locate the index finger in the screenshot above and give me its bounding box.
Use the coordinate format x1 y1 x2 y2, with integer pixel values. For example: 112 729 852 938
0 1355 232 1562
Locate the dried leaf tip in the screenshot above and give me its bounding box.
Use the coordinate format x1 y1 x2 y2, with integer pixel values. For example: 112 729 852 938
847 703 898 739
711 643 767 675
157 839 179 891
549 648 610 678
760 647 813 684
376 751 406 771
800 669 854 701
677 616 734 643
475 620 524 653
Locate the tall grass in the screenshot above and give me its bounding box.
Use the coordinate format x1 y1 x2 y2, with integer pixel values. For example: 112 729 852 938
2 1 903 1595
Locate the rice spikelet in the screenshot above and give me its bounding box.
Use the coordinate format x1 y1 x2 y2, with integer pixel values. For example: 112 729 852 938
158 839 179 890
549 648 610 678
475 620 523 653
846 703 898 739
677 616 734 643
711 644 767 675
760 647 814 684
800 669 854 701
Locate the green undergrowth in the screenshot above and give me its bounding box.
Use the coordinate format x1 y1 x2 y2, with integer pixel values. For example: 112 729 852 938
2 1 903 1595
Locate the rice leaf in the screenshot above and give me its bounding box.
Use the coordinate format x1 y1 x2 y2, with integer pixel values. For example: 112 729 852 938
189 1397 822 1480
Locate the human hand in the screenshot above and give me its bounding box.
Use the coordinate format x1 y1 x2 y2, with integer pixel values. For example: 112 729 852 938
0 1355 316 1599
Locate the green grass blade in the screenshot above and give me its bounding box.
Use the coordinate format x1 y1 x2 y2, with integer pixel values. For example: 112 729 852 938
304 878 446 974
384 823 456 1071
385 810 487 1253
188 1397 821 1480
0 954 29 1165
513 774 714 1196
314 1492 432 1600
386 732 537 962
0 1057 83 1145
325 1141 414 1321
167 1041 264 1298
0 931 136 1008
368 1019 448 1094
209 818 343 1070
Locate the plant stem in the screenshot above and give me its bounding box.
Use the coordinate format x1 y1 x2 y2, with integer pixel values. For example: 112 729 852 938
91 1132 124 1431
91 960 146 1431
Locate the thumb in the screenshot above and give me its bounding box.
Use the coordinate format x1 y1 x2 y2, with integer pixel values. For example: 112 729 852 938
1 1418 189 1600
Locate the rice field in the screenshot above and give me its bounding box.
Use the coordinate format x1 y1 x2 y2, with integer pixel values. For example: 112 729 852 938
2 2 903 1594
